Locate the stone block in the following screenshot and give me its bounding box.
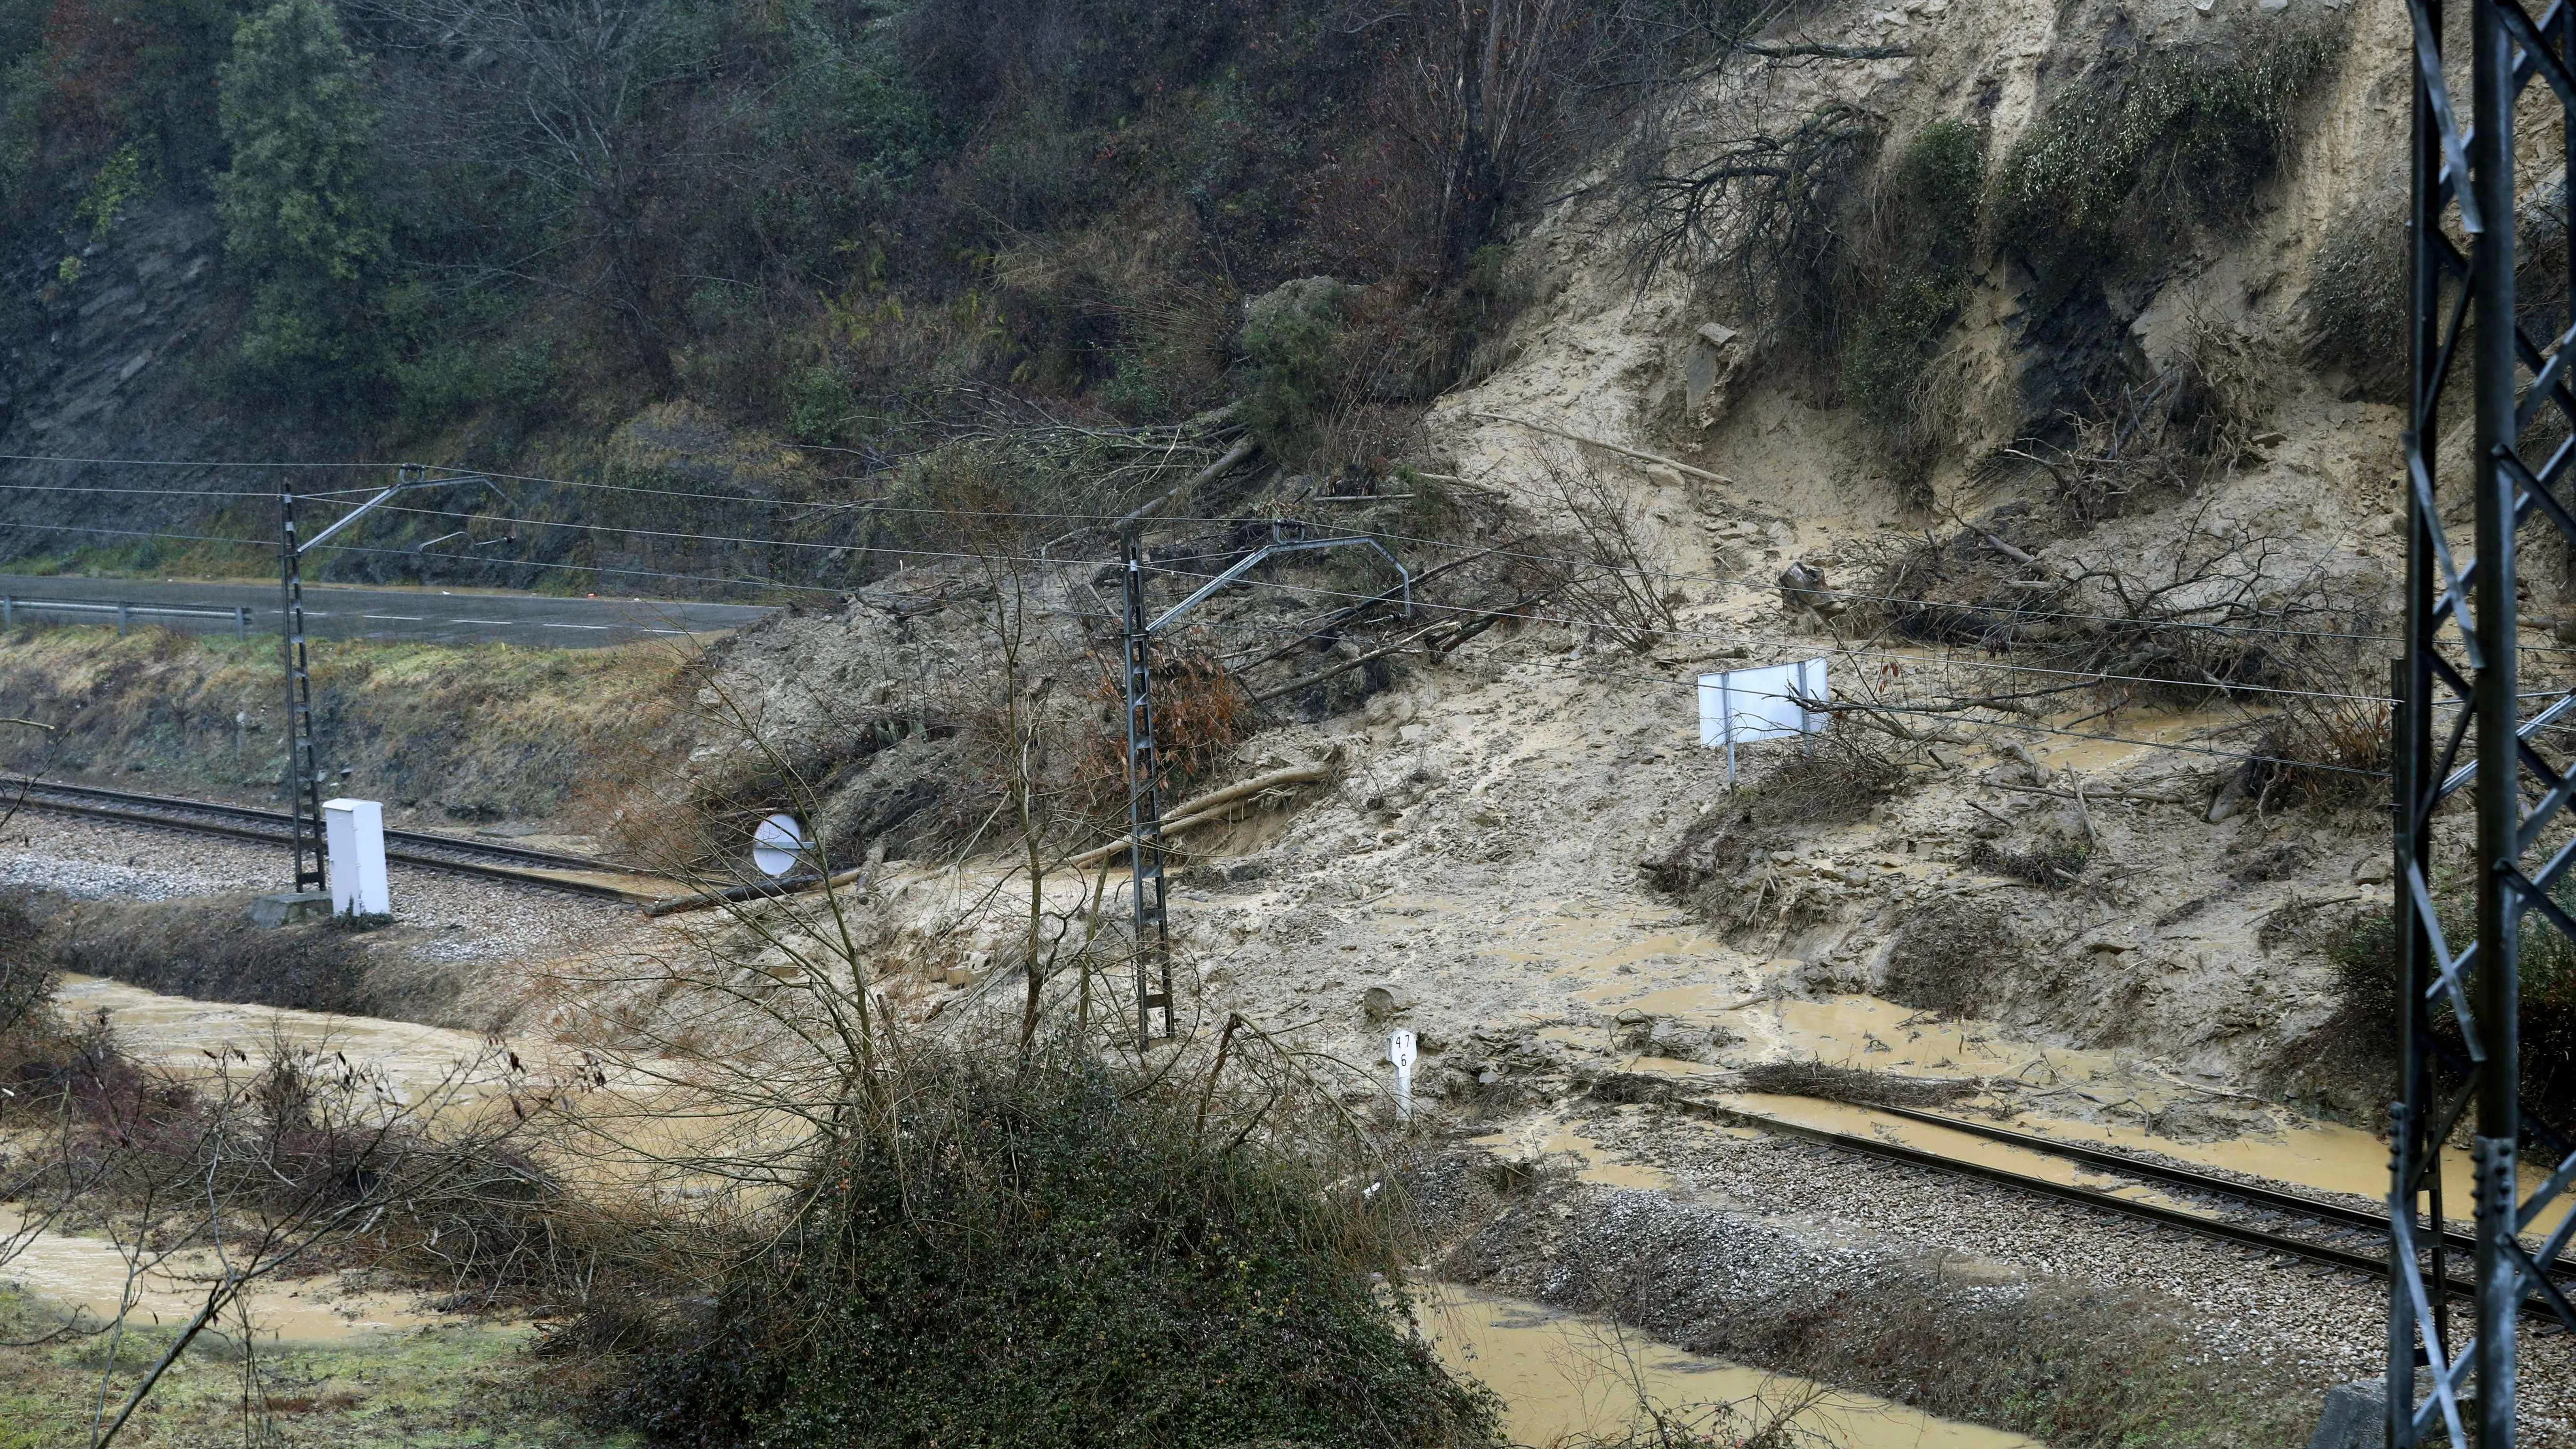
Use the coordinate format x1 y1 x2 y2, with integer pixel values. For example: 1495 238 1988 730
2307 1380 2377 1449
2309 1378 2477 1449
249 891 331 928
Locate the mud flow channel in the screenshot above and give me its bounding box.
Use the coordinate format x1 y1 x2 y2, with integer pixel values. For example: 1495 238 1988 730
1419 1283 2035 1449
6 976 519 1343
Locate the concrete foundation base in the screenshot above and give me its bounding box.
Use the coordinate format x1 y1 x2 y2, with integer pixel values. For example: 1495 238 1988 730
2310 1378 2477 1449
249 891 331 928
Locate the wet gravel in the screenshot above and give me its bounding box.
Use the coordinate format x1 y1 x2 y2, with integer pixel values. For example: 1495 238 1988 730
1519 1100 2576 1435
0 812 644 969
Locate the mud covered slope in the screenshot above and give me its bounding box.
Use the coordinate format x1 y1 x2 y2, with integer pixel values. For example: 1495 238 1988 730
1322 0 2419 1107
318 0 2421 1111
0 1 2512 1432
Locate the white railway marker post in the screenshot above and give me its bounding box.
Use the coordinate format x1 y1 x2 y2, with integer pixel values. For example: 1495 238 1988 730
1389 1029 1417 1122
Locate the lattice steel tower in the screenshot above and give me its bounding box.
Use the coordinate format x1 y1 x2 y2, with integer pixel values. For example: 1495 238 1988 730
279 479 329 894
2395 0 2576 1440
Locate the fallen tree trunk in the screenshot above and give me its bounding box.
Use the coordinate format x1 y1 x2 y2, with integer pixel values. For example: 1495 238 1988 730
1064 762 1331 869
644 864 872 918
1468 411 1736 487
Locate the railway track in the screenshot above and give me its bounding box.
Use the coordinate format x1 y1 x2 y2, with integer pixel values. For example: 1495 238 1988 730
4 779 660 901
1694 1094 2573 1308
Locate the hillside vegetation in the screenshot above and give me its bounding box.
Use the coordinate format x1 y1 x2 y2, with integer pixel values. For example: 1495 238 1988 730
0 0 1766 584
0 0 2369 596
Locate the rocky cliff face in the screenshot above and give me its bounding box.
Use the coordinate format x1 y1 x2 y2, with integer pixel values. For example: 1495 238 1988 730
0 190 359 557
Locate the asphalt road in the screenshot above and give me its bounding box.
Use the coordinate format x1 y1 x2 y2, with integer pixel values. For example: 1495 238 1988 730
0 575 776 648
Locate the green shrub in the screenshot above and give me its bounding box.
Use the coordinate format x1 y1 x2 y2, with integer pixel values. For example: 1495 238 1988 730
1996 23 2344 291
69 139 149 242
749 0 942 263
391 335 557 434
1240 276 1351 466
2321 881 2576 1125
214 0 389 405
602 1040 1500 1449
1840 121 1985 482
785 363 858 444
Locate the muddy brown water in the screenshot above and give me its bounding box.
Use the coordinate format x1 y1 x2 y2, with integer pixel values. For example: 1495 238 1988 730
1573 986 2541 1232
0 1206 449 1342
54 973 507 1095
0 976 2302 1440
5 977 524 1342
1420 1283 2037 1448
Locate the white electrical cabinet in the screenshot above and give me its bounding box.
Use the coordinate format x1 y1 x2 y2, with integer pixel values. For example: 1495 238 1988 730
322 798 391 917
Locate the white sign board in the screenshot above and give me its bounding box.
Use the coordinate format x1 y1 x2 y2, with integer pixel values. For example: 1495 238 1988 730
322 797 390 917
1699 659 1828 783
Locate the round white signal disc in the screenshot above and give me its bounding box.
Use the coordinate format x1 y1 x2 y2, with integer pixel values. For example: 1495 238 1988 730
752 813 808 877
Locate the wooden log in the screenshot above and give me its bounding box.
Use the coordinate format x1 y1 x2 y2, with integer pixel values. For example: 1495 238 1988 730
1467 411 1736 487
644 863 871 918
1065 762 1331 869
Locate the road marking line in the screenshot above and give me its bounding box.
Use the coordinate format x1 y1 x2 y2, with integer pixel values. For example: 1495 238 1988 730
540 622 611 630
449 618 511 625
361 614 426 621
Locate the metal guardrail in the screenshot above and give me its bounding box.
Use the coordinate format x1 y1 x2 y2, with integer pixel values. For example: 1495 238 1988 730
0 594 253 638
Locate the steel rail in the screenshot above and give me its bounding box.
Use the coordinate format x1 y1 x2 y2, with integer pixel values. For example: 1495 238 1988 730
2 779 638 874
1862 1102 2576 1301
3 782 652 901
1867 1103 2406 1237
1682 1098 2485 1303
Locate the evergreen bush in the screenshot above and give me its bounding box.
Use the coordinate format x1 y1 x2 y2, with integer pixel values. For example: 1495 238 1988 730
1840 120 1986 485
214 0 387 404
603 1039 1501 1449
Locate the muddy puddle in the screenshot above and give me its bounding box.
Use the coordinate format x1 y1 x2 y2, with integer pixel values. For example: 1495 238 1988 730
1348 869 2496 1237
1466 1123 1685 1193
1559 984 2547 1231
1419 1282 2036 1449
56 974 508 1098
0 1208 448 1343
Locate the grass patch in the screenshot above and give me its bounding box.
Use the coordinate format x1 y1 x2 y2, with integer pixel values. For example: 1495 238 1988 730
0 624 682 823
44 894 381 1014
0 1289 620 1449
